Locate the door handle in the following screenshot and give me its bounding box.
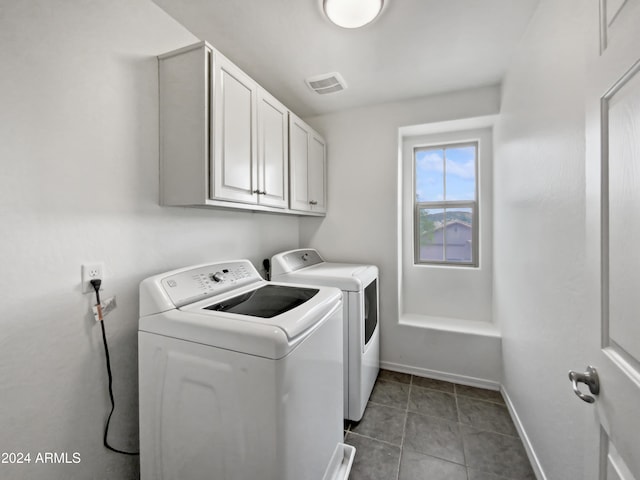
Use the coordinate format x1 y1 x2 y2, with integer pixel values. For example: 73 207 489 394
568 366 599 403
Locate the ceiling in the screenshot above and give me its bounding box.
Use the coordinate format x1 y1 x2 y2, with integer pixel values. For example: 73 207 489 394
152 0 540 118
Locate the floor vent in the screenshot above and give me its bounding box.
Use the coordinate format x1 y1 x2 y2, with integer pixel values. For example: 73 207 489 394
305 72 347 94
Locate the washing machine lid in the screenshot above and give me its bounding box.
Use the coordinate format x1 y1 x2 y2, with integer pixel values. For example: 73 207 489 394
203 284 319 319
181 282 332 340
139 258 344 358
140 282 342 359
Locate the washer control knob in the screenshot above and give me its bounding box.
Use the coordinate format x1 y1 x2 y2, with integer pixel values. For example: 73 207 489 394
210 272 225 283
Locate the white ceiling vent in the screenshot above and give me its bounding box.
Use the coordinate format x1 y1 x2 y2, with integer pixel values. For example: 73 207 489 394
305 72 347 95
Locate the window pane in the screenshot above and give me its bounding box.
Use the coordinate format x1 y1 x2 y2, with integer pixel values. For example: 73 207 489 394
445 146 476 201
415 149 444 202
417 207 444 262
444 208 473 263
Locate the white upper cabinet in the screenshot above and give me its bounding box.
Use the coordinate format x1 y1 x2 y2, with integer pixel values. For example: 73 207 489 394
289 113 327 214
158 41 308 213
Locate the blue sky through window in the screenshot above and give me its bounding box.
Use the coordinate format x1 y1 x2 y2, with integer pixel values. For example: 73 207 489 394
415 145 476 202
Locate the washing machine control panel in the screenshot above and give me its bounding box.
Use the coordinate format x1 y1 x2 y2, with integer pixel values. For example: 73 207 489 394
161 260 261 308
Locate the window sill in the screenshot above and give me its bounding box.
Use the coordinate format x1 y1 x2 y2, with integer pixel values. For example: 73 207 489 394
399 313 501 338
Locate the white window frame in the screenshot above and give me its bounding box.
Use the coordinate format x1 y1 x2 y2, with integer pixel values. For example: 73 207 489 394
413 142 479 267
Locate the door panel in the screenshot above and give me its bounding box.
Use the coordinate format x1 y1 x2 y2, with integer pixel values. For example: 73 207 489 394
257 90 288 208
607 67 640 361
308 134 326 212
604 436 637 480
585 0 640 478
212 53 257 203
289 117 309 211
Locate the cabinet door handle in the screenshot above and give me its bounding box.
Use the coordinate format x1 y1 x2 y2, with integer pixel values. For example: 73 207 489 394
253 190 267 195
309 200 318 205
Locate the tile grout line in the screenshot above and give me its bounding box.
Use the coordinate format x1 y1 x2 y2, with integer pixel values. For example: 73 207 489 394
457 393 506 406
410 382 457 396
454 383 470 474
394 374 413 480
455 387 522 440
398 408 476 428
345 430 403 449
367 399 408 412
400 448 468 469
400 376 469 476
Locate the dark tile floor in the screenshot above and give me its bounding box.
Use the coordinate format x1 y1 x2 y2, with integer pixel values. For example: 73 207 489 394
344 370 536 480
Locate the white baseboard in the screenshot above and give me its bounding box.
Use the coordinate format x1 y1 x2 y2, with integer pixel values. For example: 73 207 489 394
380 360 501 391
501 385 547 480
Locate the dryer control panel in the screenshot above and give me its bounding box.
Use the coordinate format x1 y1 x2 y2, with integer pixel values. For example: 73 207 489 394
279 249 324 273
160 260 262 308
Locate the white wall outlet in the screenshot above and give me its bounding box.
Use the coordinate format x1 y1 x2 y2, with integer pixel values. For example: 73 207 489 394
82 263 105 294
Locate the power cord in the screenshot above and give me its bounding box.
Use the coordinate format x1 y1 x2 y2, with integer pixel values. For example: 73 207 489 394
91 279 139 456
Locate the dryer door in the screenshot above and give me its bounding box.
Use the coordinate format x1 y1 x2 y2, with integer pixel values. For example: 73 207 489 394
363 279 378 346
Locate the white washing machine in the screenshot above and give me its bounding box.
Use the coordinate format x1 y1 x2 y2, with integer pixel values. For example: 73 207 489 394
138 259 355 480
270 249 380 422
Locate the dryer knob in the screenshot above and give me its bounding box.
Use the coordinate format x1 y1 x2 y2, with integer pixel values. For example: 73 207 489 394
211 272 224 282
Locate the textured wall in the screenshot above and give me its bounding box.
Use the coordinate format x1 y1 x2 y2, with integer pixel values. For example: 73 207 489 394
493 0 590 477
0 1 299 478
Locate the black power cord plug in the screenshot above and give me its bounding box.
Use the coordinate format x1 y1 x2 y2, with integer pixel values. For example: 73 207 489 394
90 279 103 320
262 258 271 280
91 279 139 456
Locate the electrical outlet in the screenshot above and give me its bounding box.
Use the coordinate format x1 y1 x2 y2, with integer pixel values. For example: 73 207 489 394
82 263 104 293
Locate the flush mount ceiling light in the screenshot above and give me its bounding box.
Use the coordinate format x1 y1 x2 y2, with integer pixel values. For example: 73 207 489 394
323 0 384 29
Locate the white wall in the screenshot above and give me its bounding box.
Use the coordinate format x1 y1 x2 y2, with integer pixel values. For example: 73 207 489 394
302 87 502 384
0 2 299 478
493 0 590 478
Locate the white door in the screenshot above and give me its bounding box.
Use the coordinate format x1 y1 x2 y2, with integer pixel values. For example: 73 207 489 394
582 0 640 478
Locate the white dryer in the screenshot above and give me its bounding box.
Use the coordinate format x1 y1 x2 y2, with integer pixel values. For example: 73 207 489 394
138 259 355 480
270 249 380 422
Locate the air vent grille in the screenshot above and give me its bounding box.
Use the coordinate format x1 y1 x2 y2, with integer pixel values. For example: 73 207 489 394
305 72 347 95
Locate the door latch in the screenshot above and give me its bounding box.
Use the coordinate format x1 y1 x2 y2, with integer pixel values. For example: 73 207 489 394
568 366 599 403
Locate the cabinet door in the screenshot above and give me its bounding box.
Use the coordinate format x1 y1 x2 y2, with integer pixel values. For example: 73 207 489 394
307 132 326 213
212 53 258 204
257 89 288 208
289 115 310 211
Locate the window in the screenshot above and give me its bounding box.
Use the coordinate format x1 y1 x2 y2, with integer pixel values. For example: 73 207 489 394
414 142 478 266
